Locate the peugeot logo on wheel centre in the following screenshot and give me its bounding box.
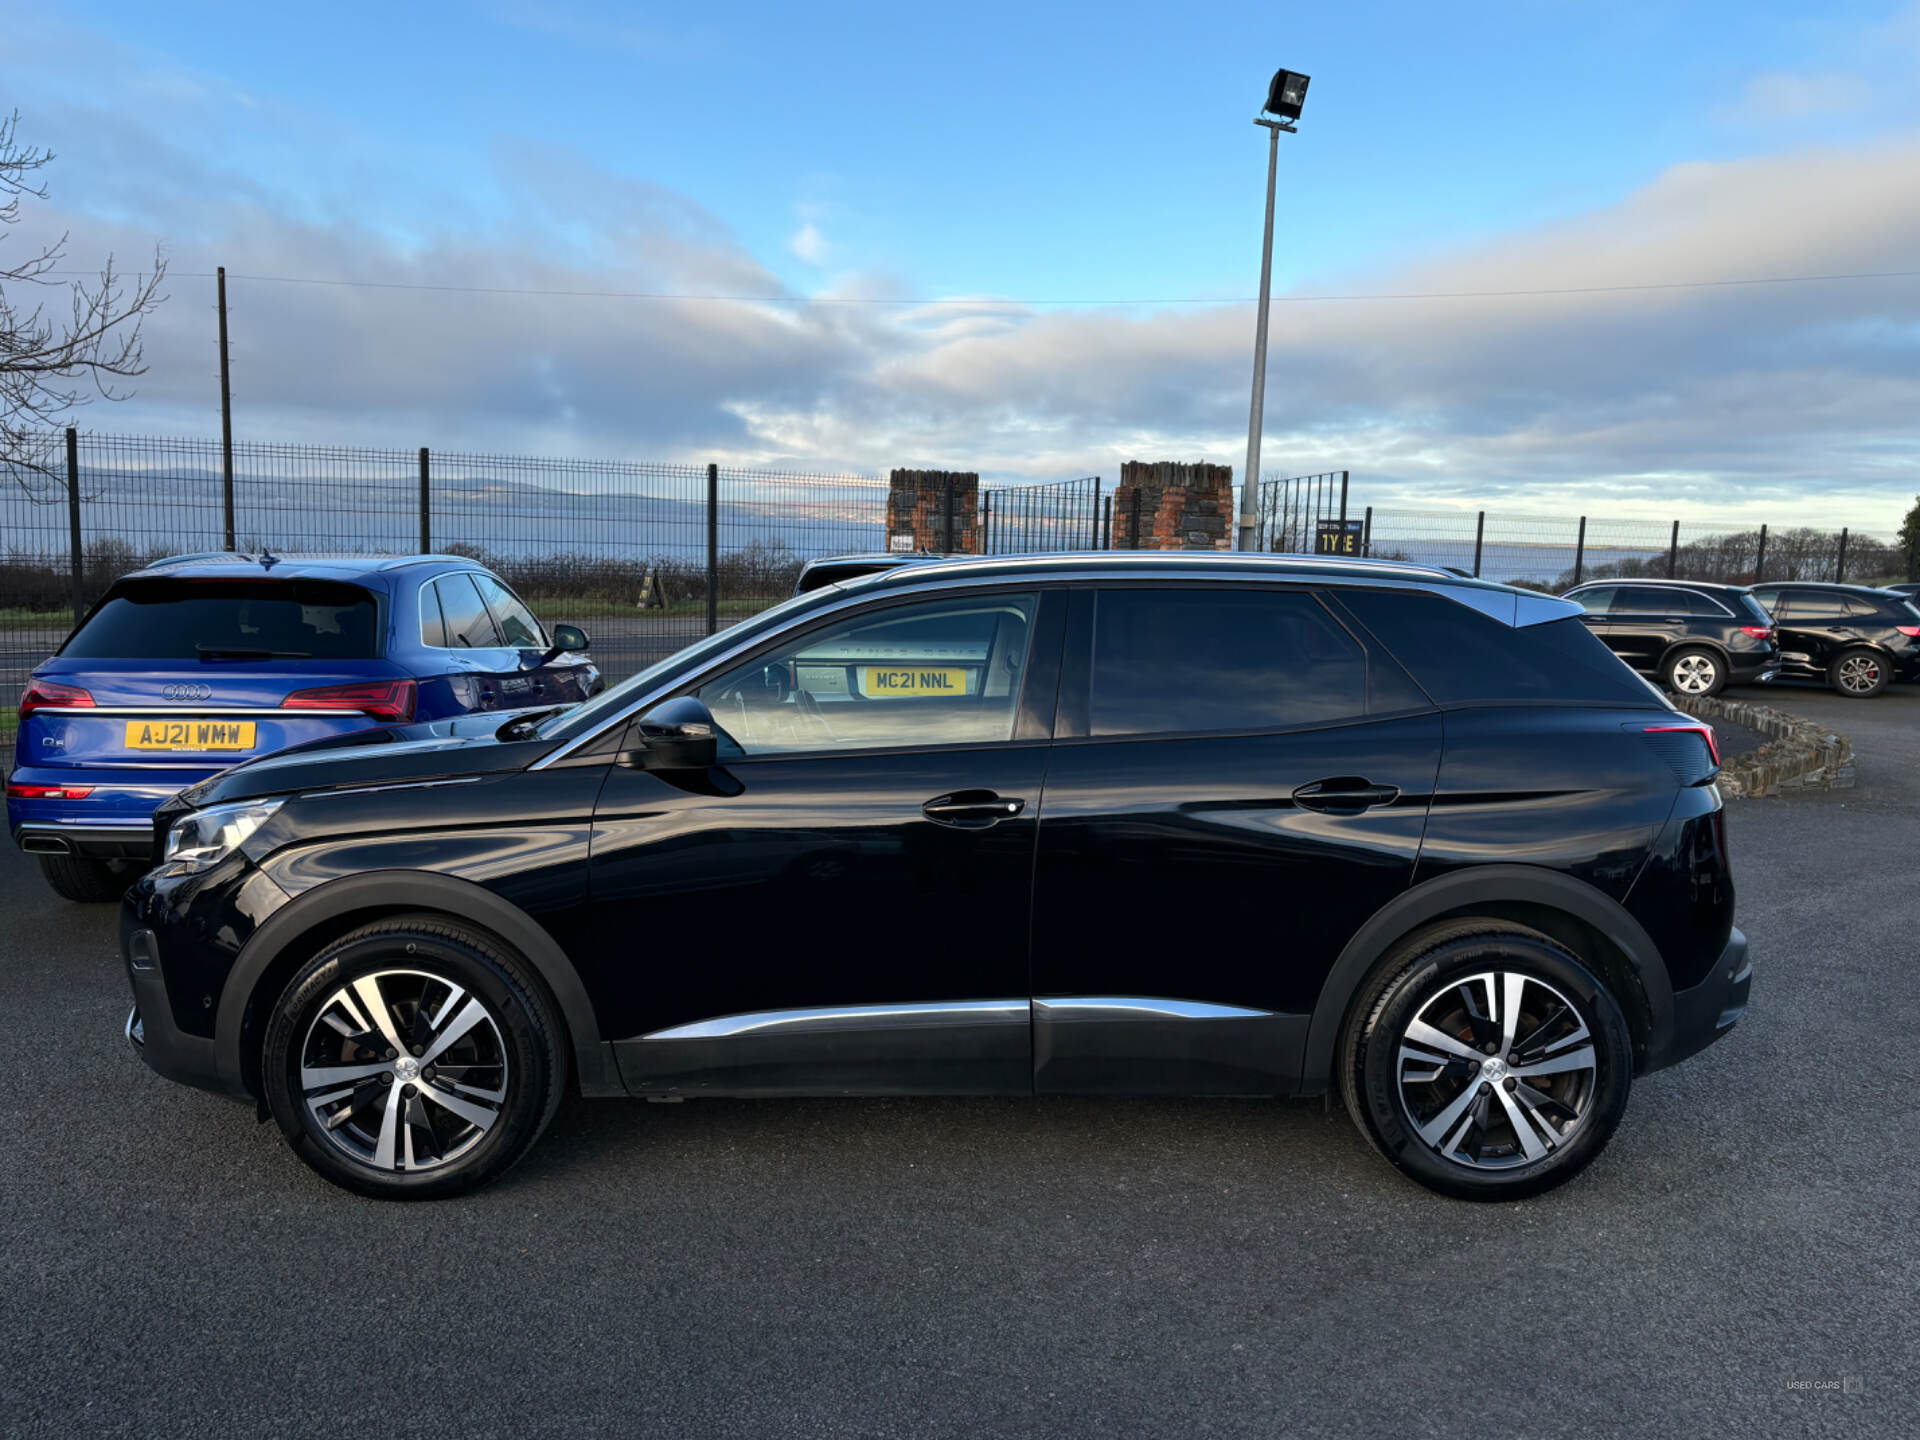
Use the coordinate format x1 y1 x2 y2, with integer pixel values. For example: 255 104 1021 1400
161 683 214 702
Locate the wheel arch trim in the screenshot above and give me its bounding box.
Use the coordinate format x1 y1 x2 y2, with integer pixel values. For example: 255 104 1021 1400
214 869 620 1100
1299 865 1675 1094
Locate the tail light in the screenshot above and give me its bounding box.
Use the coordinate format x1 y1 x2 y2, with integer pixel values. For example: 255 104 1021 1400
6 783 95 800
1896 625 1920 639
19 679 95 718
1645 720 1721 767
282 678 416 721
1739 625 1773 640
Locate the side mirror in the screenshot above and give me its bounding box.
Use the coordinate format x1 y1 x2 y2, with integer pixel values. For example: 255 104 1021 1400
619 696 720 772
530 624 591 670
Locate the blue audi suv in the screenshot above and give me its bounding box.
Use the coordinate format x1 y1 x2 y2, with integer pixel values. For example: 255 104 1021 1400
8 552 599 899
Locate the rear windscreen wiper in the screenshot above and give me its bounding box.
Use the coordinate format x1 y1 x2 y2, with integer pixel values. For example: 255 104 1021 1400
196 646 314 659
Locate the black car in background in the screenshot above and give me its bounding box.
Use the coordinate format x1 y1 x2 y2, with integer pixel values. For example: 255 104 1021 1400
1745 582 1920 696
1561 580 1779 696
122 553 1749 1203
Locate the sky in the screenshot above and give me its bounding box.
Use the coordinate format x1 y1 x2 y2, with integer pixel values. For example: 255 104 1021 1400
4 0 1920 527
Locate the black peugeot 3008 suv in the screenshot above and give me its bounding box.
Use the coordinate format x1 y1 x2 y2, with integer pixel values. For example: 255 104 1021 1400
1744 581 1920 697
123 554 1751 1202
1560 579 1780 696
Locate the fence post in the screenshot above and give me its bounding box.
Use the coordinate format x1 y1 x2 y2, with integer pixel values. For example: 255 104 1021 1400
418 448 431 553
1572 517 1587 586
1101 494 1113 550
981 492 993 555
1835 527 1849 583
1338 470 1350 526
942 475 955 553
65 428 83 623
1668 520 1680 578
217 265 237 551
705 463 719 636
1472 511 1486 578
1754 524 1768 583
1362 505 1372 558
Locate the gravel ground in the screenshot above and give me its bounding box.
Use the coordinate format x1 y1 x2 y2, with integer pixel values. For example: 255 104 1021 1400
1 685 1915 1438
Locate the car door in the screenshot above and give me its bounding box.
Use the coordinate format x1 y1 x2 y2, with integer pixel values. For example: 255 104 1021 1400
584 586 1064 1097
1027 583 1440 1097
472 572 595 707
1771 588 1846 676
1605 586 1687 674
421 571 522 713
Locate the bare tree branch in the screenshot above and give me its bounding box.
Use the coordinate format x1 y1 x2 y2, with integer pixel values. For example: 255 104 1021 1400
1 110 169 494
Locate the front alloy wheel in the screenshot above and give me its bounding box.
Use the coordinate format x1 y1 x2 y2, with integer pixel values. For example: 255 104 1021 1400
1340 923 1633 1200
297 970 511 1173
263 916 566 1198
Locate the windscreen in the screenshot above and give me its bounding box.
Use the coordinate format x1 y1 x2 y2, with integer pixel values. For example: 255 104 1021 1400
62 578 381 660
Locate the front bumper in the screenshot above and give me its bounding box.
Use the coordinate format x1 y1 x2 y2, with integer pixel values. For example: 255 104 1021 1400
1650 927 1750 1071
120 860 288 1100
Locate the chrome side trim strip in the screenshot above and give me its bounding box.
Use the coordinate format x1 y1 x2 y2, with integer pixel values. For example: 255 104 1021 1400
641 999 1029 1042
1034 996 1274 1021
529 564 1574 770
48 707 367 716
302 776 484 800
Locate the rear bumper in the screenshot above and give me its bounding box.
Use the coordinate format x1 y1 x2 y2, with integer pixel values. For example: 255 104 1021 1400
17 822 154 860
1648 927 1750 1072
1728 655 1782 685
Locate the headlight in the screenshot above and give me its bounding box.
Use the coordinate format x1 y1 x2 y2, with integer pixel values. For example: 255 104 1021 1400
161 799 283 874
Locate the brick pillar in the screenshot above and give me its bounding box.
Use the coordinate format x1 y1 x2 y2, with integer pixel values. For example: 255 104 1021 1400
886 470 979 554
1108 461 1235 550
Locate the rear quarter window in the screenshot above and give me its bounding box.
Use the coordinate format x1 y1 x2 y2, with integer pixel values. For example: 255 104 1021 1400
62 579 382 661
1333 587 1656 707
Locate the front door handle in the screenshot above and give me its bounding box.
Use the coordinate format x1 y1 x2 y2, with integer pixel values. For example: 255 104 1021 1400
1291 777 1400 814
923 790 1026 828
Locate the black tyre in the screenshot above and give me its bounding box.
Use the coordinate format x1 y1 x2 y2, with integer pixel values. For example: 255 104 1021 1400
262 915 567 1200
1339 921 1633 1201
1829 647 1887 698
1660 646 1724 697
38 853 130 903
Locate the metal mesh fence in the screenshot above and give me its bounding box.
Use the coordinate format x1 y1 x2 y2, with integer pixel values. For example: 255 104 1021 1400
979 478 1105 554
1251 471 1350 553
1359 508 1904 590
2 429 1913 740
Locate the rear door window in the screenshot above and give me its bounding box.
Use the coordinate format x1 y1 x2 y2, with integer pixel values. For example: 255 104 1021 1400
1086 588 1376 737
62 579 381 660
1615 586 1684 614
1334 587 1655 707
474 575 546 648
1786 589 1848 620
433 573 504 648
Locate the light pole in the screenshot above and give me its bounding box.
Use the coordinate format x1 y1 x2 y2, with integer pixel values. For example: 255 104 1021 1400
1237 68 1309 553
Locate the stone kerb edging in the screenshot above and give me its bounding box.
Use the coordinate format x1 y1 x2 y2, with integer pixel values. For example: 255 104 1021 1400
1673 694 1855 797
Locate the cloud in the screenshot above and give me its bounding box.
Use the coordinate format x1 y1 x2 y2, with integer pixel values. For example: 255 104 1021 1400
15 89 1920 528
789 222 828 266
1720 71 1874 124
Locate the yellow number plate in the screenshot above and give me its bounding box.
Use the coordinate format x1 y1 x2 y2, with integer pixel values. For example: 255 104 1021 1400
124 720 258 752
860 666 968 698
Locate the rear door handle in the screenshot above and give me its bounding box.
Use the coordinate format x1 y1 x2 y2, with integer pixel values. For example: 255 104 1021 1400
923 790 1026 828
1291 778 1400 813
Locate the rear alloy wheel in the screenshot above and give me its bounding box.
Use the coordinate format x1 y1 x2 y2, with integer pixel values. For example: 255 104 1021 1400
262 916 565 1199
1661 646 1724 697
37 853 130 903
1830 648 1887 698
1340 924 1633 1200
